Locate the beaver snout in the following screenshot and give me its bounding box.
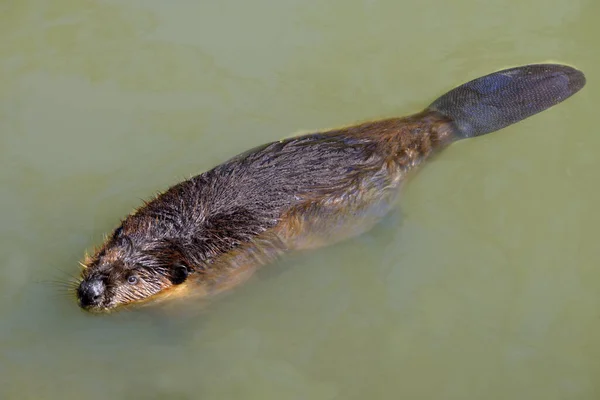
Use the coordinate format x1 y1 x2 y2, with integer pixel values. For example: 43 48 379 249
77 278 106 309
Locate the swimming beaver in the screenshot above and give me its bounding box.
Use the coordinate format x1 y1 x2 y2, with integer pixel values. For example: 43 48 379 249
76 64 585 313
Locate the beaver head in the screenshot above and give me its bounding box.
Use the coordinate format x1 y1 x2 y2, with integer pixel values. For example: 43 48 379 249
76 224 193 312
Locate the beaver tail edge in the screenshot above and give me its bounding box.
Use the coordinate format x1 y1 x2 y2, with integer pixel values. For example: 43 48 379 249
427 64 586 139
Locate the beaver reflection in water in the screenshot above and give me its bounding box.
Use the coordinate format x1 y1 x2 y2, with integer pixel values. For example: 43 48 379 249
76 64 586 313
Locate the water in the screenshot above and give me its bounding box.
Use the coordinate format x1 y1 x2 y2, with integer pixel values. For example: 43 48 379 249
1 0 598 398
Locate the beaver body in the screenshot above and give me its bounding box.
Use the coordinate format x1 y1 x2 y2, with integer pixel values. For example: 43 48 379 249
76 64 586 313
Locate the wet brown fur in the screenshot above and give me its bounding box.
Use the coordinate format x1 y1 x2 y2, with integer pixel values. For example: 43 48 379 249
78 110 456 311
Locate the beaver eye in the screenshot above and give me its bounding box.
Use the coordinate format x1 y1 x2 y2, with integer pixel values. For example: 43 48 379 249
127 275 138 285
170 263 189 285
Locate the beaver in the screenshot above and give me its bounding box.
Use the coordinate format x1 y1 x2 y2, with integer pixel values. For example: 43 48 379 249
76 64 586 313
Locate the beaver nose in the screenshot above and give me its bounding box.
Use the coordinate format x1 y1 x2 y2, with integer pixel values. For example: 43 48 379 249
77 278 106 308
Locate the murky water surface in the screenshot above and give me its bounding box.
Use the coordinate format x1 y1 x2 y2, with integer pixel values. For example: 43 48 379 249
1 1 598 399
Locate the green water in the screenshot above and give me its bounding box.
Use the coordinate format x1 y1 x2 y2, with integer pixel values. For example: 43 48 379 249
1 0 598 399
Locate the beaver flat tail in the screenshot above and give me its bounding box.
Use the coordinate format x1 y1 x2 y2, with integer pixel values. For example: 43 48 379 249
427 64 586 139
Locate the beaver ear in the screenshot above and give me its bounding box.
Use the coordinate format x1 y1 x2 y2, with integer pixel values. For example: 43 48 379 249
112 225 124 241
169 263 190 285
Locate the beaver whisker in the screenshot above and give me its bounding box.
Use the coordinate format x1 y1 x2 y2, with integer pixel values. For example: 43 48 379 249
45 279 79 289
46 266 82 290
